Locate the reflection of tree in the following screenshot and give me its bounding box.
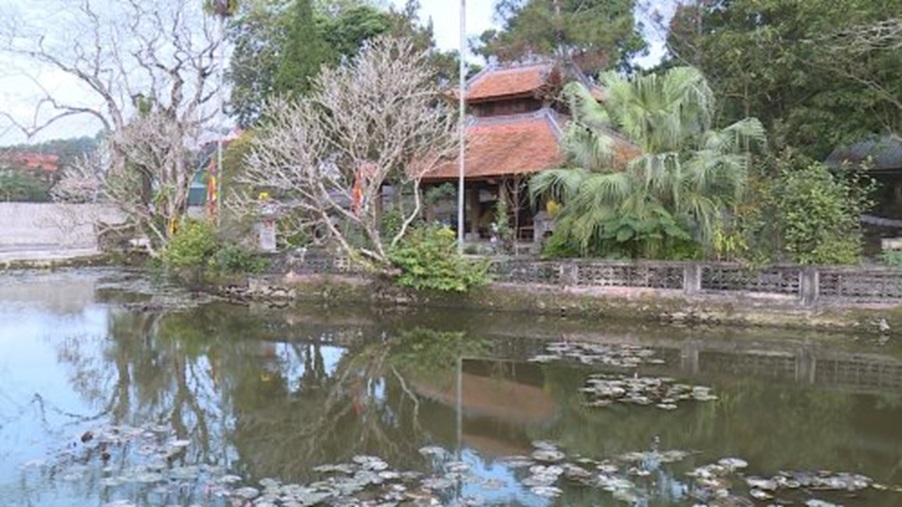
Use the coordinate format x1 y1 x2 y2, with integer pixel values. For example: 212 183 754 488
390 327 491 387
228 327 491 482
48 297 901 504
54 303 275 468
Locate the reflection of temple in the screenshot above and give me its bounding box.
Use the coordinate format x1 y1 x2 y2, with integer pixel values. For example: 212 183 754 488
408 360 558 457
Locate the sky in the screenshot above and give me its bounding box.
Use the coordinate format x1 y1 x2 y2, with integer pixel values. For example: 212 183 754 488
0 0 676 146
392 0 673 67
391 0 498 53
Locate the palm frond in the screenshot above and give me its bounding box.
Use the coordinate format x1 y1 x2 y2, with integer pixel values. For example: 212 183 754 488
562 82 611 130
528 167 590 204
561 122 615 171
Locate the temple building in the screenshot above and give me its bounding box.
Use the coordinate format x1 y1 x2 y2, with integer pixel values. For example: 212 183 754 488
424 61 637 243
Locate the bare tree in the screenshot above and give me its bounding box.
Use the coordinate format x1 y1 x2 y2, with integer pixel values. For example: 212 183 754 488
1 0 227 253
814 18 902 116
238 36 458 266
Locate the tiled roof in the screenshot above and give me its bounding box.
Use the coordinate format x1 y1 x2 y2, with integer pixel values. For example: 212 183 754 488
424 109 565 181
825 135 902 171
464 62 558 103
424 109 642 181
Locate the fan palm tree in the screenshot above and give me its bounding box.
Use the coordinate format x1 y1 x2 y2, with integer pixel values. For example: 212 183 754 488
531 66 764 258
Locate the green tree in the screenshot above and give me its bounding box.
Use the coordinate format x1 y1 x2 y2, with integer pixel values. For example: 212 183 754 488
0 167 53 202
664 0 900 159
388 224 490 293
476 0 646 73
272 0 333 99
530 66 764 259
226 0 459 126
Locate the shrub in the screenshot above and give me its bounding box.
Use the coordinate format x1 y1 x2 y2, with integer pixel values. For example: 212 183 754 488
881 249 902 267
770 160 875 265
541 207 701 260
388 224 490 292
211 244 269 274
161 220 220 270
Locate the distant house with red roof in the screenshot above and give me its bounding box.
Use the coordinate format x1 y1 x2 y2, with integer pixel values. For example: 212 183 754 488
424 61 637 242
1 152 60 172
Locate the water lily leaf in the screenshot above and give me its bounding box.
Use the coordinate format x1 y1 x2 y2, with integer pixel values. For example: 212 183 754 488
530 485 563 498
418 445 449 458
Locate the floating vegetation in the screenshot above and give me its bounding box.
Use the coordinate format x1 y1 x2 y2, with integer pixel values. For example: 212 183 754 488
22 423 238 507
22 423 902 507
581 373 717 409
684 459 901 506
528 340 717 411
529 340 664 367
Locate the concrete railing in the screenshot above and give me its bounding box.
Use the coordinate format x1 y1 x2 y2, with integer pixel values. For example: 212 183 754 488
489 258 902 305
285 252 902 306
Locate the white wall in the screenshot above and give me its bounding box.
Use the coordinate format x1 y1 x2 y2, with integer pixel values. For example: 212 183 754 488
0 202 126 250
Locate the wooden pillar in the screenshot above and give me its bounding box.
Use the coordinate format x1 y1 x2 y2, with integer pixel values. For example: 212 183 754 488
467 184 480 239
422 185 435 223
510 175 522 238
498 179 509 221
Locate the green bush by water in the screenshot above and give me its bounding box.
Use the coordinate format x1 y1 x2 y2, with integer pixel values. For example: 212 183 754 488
162 219 268 277
388 224 490 293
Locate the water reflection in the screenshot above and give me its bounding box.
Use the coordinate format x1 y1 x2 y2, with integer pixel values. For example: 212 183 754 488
0 269 900 506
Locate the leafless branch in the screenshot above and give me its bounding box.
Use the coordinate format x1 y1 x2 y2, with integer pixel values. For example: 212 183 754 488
820 18 902 54
239 36 459 266
4 0 228 253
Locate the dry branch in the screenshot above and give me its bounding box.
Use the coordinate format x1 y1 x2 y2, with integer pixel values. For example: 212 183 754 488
239 36 458 265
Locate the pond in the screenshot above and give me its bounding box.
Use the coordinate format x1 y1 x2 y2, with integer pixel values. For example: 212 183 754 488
0 269 900 507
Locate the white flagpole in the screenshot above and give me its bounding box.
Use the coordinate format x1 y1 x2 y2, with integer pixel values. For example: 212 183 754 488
457 0 466 251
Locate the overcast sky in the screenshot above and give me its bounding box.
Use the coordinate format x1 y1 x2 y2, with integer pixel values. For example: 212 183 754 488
0 0 674 146
392 0 497 52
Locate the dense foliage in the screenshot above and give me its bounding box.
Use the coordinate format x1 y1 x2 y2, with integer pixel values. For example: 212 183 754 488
0 167 54 202
767 157 875 265
531 67 764 259
226 0 469 126
388 224 490 293
162 220 221 271
665 0 900 160
476 0 646 73
162 219 268 276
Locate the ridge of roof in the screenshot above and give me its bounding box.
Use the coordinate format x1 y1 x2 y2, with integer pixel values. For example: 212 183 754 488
466 60 554 83
468 108 565 139
462 61 558 101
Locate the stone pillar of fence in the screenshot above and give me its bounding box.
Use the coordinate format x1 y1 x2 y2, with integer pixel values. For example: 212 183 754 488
800 267 819 306
683 263 702 295
561 262 580 286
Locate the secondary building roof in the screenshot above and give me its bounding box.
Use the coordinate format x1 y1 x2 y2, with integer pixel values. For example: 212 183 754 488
424 109 642 182
825 135 902 171
0 152 60 171
456 60 606 104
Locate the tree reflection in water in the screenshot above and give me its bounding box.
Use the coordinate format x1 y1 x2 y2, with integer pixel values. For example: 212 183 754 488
45 300 902 505
52 303 495 484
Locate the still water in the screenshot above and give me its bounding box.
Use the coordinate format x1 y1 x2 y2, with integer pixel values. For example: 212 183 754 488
0 269 900 507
